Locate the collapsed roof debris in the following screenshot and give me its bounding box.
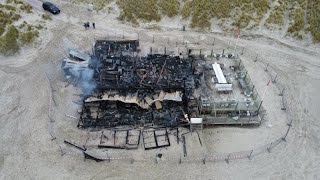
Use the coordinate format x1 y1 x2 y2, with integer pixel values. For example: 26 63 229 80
62 40 198 128
62 39 262 130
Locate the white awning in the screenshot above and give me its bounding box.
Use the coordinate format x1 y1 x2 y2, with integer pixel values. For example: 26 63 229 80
215 83 233 91
190 118 203 124
212 62 227 84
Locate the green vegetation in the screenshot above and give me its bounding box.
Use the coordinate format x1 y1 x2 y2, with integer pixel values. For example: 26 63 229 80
306 0 320 43
158 0 180 17
0 26 20 55
113 0 319 42
19 30 39 45
42 14 52 20
287 8 304 35
190 0 212 30
20 4 33 13
181 0 192 19
35 24 44 30
234 14 252 29
0 0 46 55
265 5 285 28
6 0 24 4
117 0 161 25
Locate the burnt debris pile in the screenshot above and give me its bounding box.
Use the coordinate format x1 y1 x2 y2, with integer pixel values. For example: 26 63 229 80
63 40 200 128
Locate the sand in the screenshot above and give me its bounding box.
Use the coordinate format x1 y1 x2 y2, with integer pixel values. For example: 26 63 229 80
0 0 320 179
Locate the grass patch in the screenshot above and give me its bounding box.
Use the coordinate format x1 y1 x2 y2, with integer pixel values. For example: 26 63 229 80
234 13 252 29
181 0 192 19
0 25 20 55
0 0 45 55
117 0 161 25
145 24 161 30
306 0 320 43
0 4 16 11
265 5 285 28
19 30 39 45
42 14 52 20
158 0 179 18
20 4 33 13
35 24 44 30
287 7 304 34
6 0 24 4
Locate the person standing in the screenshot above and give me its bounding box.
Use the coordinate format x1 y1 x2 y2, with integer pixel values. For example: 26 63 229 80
84 22 87 30
92 22 95 29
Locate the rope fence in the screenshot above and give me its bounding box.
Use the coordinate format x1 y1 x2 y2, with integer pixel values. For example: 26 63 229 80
42 23 294 164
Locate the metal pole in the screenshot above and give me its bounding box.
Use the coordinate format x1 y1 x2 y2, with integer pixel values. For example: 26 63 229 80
265 63 269 72
183 136 187 157
261 80 271 102
272 75 278 83
267 142 272 153
257 101 263 112
282 125 291 141
247 150 253 160
279 87 285 96
233 35 239 55
254 54 258 62
225 154 230 164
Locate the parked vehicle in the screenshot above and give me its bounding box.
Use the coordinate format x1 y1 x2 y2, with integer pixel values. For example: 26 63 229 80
42 2 60 14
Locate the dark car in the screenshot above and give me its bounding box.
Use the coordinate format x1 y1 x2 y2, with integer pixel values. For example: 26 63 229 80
42 2 60 14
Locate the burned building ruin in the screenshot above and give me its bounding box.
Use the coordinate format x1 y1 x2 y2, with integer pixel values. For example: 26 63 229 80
63 40 263 130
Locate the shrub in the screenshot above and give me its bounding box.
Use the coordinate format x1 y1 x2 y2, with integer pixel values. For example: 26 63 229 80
117 0 161 25
0 26 5 36
42 14 52 20
0 4 16 11
19 30 39 45
158 0 179 18
35 24 44 30
20 4 33 13
181 0 192 19
288 8 304 34
18 21 27 29
265 5 285 28
306 0 320 43
0 25 20 55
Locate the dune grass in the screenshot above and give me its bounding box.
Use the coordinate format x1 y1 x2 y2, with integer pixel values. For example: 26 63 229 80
181 0 192 19
265 5 285 28
306 0 320 43
117 0 161 25
158 0 180 18
0 26 20 55
0 0 45 55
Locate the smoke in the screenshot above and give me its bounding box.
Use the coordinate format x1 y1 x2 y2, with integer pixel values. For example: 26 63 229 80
64 59 97 96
